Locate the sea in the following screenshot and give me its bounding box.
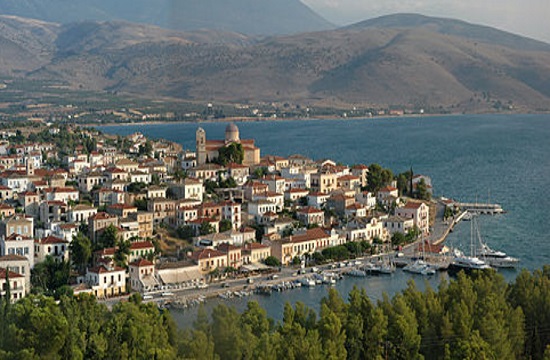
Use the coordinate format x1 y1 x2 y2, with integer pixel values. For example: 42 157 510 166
97 114 550 326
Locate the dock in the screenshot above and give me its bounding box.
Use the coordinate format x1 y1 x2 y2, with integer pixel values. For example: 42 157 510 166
456 202 504 215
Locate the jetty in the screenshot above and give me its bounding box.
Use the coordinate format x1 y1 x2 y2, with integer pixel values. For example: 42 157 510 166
456 202 504 215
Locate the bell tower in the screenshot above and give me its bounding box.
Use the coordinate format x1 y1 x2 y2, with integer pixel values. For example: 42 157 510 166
196 127 207 165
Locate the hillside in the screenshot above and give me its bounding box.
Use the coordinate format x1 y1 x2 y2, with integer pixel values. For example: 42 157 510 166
2 14 550 112
0 0 334 36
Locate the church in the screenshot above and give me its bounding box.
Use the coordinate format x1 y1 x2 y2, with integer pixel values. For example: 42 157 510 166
196 123 260 166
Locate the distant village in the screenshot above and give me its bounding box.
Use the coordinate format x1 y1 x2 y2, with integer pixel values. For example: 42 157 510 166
0 123 435 302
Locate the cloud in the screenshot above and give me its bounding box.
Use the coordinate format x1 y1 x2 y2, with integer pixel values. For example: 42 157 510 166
301 0 550 43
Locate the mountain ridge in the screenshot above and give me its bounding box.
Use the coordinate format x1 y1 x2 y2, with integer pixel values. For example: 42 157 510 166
0 0 334 36
1 13 550 112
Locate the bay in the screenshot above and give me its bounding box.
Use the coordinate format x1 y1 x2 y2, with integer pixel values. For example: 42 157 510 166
98 114 550 324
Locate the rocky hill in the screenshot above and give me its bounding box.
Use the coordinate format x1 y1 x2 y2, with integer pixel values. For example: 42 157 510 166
1 13 550 112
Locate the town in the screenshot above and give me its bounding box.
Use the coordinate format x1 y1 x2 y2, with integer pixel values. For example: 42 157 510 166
0 122 442 303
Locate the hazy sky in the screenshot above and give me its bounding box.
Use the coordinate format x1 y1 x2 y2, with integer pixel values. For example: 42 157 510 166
301 0 550 43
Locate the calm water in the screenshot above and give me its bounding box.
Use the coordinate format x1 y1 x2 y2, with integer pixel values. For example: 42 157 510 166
98 114 550 324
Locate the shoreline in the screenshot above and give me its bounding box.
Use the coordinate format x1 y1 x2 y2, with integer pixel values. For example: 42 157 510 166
83 111 534 128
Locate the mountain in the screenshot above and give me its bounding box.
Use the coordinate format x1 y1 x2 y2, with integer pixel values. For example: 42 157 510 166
2 13 550 112
0 0 334 36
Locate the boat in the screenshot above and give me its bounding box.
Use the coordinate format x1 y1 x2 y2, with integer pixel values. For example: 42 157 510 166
299 276 316 287
448 217 491 275
478 244 519 268
347 269 367 277
403 259 435 275
378 261 396 274
361 262 381 274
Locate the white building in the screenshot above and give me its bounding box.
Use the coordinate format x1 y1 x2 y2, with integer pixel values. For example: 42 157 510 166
34 235 69 263
0 267 25 302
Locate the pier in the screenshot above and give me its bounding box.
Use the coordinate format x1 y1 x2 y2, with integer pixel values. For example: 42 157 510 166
456 202 504 215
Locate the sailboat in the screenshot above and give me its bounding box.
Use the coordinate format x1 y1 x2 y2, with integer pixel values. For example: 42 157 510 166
476 223 519 268
403 234 436 276
448 216 491 275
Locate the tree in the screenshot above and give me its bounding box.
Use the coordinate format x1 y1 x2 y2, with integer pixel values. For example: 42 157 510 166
139 141 153 156
391 232 406 247
217 143 244 165
177 225 196 240
219 219 232 232
114 239 131 268
31 256 71 299
367 163 394 192
199 222 216 236
264 256 281 267
415 178 431 200
70 232 92 273
97 224 119 249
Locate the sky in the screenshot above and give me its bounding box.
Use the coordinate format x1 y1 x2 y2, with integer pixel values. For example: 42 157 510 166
301 0 550 43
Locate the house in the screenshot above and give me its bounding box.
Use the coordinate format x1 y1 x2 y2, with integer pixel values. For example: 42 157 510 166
0 204 15 218
217 243 242 269
307 192 330 209
345 217 390 243
129 212 154 239
297 207 325 227
128 241 155 263
107 204 138 218
310 172 338 194
176 206 199 227
221 201 241 230
395 202 430 236
67 204 97 224
326 193 355 215
253 191 284 212
0 267 25 302
356 191 376 210
383 215 415 235
19 191 40 217
0 185 14 200
189 248 227 273
337 175 361 193
44 187 79 203
169 178 204 201
128 259 159 293
248 200 278 222
88 212 119 243
269 228 331 266
261 175 286 194
0 254 30 293
377 186 399 208
284 188 309 203
345 203 367 218
242 242 271 265
55 223 79 243
34 236 69 263
351 164 369 188
0 234 35 268
147 198 177 225
188 163 224 181
243 181 268 201
198 202 223 221
0 214 34 240
39 200 68 224
85 264 126 299
146 186 167 200
226 163 250 185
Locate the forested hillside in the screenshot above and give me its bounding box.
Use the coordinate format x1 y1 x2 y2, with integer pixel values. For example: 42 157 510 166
1 268 549 359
